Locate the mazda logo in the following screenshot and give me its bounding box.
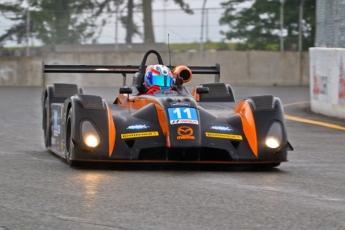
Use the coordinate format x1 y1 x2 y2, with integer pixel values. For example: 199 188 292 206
177 126 193 136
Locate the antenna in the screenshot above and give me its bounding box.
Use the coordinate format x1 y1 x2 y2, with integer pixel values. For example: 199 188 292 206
168 34 172 69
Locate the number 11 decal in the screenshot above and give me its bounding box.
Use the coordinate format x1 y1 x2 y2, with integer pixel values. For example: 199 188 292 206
173 108 192 119
168 107 198 125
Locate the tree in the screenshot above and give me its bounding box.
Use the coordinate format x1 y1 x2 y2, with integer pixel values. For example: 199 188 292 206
0 0 100 45
96 0 194 44
94 0 142 44
125 0 134 43
31 0 100 44
142 0 193 43
219 0 316 51
0 1 28 44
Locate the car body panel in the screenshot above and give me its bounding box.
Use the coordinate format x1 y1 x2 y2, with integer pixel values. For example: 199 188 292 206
42 50 293 166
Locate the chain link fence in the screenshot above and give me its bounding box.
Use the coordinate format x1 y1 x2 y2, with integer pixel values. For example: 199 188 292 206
316 0 345 47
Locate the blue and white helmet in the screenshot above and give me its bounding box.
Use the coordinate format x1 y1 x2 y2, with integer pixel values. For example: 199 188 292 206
144 64 174 90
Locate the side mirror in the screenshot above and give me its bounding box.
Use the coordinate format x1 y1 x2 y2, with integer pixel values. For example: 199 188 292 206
196 86 209 94
119 87 132 94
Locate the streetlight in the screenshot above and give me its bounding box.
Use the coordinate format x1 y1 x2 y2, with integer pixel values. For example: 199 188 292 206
298 0 305 51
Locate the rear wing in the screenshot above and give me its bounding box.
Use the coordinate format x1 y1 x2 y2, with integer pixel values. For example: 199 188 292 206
42 63 220 89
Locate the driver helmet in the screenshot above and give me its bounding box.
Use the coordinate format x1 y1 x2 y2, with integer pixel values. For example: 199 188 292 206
144 65 174 91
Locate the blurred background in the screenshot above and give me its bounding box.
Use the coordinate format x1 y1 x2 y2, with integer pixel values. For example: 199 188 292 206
0 0 319 55
0 0 344 118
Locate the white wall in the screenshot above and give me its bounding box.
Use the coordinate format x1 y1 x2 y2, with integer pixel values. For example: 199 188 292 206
0 50 309 87
309 48 345 119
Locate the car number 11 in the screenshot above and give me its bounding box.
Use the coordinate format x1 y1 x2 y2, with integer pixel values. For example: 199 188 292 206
168 107 198 125
173 108 192 119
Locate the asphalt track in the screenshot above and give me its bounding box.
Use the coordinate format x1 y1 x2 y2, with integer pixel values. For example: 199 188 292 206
0 86 345 230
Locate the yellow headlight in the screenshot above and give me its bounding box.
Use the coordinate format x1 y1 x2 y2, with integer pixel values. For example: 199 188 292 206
81 120 100 148
85 135 100 147
265 137 280 148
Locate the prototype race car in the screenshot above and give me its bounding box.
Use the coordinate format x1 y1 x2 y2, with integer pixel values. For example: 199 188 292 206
42 49 293 167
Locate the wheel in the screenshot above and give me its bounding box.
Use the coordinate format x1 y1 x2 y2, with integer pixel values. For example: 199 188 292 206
43 99 51 149
65 109 78 167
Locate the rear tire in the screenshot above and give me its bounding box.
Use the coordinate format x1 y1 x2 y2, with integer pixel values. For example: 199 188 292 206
43 99 51 149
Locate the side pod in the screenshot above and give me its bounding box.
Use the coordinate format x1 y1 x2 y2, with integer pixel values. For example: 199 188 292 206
235 95 292 161
63 94 115 162
42 83 82 148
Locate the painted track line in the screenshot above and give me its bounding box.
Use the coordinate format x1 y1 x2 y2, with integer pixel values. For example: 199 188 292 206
283 101 345 131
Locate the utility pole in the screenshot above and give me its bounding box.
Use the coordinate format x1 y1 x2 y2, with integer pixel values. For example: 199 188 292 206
206 8 209 41
280 0 285 51
298 0 305 51
114 3 119 51
199 0 207 51
115 0 122 51
26 0 30 56
164 1 166 42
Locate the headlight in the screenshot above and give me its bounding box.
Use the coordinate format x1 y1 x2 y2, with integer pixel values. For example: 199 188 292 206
81 120 100 147
265 121 283 149
266 137 280 148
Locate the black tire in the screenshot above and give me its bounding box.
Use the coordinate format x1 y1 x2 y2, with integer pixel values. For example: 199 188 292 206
65 109 78 167
43 99 51 149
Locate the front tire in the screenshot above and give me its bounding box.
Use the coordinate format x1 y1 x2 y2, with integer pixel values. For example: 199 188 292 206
65 109 78 167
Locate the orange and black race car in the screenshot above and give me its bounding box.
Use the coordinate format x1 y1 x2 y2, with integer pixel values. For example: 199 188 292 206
42 49 293 167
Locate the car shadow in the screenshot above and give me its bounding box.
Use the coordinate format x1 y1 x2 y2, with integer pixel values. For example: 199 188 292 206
71 161 285 173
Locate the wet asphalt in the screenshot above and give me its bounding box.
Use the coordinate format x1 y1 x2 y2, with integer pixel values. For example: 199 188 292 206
0 86 344 230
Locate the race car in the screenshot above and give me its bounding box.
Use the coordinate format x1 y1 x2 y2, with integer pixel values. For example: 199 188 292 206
42 49 293 167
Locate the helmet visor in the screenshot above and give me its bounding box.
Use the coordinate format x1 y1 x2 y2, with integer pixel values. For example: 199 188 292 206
150 75 173 87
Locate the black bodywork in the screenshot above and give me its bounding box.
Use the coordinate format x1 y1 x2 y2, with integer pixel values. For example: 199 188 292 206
42 50 293 167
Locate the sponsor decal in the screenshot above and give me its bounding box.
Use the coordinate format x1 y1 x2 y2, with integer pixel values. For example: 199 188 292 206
126 124 150 130
168 107 199 125
340 77 345 99
171 102 190 107
53 109 60 136
320 76 328 95
339 61 345 105
177 126 195 140
210 126 233 131
121 131 159 139
205 132 243 140
94 68 139 72
94 68 111 71
312 64 328 101
171 119 199 125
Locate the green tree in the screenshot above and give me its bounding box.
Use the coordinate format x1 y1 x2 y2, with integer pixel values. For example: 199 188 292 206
0 0 100 45
0 1 27 44
219 0 316 51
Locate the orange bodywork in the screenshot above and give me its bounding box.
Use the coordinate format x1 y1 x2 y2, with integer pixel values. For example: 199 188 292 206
117 94 171 148
234 100 258 157
106 104 116 156
191 87 200 102
171 65 192 83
